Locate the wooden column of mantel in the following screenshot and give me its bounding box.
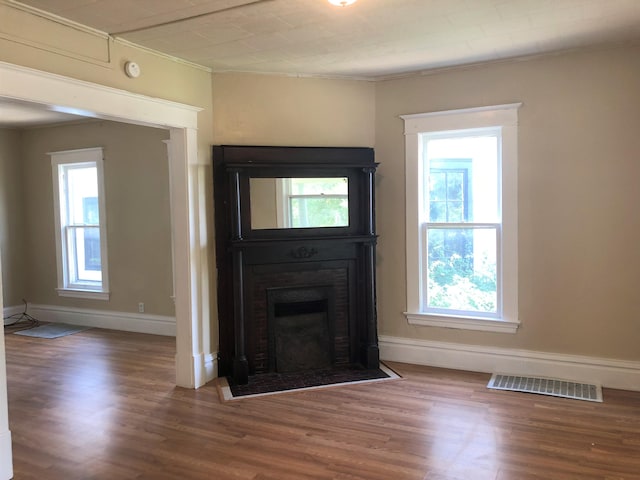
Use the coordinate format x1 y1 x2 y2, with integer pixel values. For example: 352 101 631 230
363 166 379 369
229 169 249 385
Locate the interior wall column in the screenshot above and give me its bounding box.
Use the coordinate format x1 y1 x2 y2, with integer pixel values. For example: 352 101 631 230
169 127 215 388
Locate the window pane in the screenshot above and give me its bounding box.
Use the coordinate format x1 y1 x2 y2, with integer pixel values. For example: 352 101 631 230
446 172 464 201
290 197 348 228
428 167 469 222
290 177 348 195
82 227 101 272
83 197 99 224
66 166 99 225
426 227 497 313
429 172 447 201
67 226 102 284
447 201 464 222
429 202 446 222
426 135 498 223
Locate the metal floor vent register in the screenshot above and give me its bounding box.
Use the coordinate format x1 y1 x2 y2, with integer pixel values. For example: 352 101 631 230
488 374 603 402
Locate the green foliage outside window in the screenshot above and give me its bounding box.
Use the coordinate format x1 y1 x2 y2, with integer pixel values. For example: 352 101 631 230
427 229 497 313
290 197 348 227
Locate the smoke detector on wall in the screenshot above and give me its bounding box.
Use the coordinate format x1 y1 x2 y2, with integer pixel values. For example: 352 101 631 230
124 61 141 78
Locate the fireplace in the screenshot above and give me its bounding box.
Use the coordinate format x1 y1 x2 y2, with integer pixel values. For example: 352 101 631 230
213 145 379 385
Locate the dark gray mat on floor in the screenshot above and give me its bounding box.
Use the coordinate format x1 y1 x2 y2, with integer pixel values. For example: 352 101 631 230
14 323 92 339
221 363 401 400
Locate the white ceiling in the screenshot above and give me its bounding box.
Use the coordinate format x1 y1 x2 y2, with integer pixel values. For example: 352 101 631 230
13 0 640 79
0 98 89 128
3 0 640 127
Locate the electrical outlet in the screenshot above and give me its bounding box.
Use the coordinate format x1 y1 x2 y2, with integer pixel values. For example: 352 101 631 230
138 302 145 313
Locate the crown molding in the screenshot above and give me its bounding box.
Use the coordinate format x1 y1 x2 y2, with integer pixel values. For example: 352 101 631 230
112 37 212 73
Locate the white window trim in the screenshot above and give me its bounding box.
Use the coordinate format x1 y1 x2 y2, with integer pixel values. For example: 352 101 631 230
401 103 521 333
50 147 110 300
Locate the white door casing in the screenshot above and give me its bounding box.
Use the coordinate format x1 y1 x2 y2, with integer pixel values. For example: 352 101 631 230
0 62 213 478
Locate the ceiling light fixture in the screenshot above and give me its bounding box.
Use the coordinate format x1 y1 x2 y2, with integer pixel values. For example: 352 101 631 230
328 0 357 6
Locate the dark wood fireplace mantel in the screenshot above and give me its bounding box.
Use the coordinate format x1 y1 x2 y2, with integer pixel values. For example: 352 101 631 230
213 145 379 385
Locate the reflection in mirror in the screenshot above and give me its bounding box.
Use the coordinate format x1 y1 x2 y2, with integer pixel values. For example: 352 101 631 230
250 177 348 229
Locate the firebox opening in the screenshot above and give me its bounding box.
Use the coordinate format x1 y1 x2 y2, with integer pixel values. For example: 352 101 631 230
268 287 335 374
274 299 326 317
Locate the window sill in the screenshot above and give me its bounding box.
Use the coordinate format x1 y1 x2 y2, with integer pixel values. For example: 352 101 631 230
56 288 110 301
404 312 519 334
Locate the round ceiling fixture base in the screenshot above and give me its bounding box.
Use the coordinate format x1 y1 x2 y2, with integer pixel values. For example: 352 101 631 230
328 0 357 7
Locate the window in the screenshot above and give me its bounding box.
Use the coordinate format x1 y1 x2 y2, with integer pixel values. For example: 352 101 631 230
50 147 109 300
277 177 348 228
402 104 520 333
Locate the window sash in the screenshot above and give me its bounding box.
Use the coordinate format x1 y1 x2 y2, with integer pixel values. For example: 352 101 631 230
64 225 102 288
423 131 500 225
422 223 501 318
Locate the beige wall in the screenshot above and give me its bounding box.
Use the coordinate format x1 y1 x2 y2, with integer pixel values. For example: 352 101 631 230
210 72 375 361
19 121 174 316
375 44 640 361
0 129 26 308
0 5 216 461
212 73 375 147
249 178 279 230
0 3 213 163
0 2 215 339
3 0 639 366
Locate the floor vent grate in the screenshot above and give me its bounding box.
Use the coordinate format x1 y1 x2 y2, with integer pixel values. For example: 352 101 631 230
487 374 602 402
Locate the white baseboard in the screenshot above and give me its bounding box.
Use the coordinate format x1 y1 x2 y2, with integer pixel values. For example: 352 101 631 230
204 352 218 382
196 352 218 388
28 303 176 336
2 304 23 319
176 351 218 389
0 429 12 480
379 335 640 392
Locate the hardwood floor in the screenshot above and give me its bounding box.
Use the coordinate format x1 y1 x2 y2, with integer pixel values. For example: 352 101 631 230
5 328 640 479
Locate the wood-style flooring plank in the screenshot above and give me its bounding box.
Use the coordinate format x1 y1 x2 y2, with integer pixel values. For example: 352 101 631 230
5 328 640 479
